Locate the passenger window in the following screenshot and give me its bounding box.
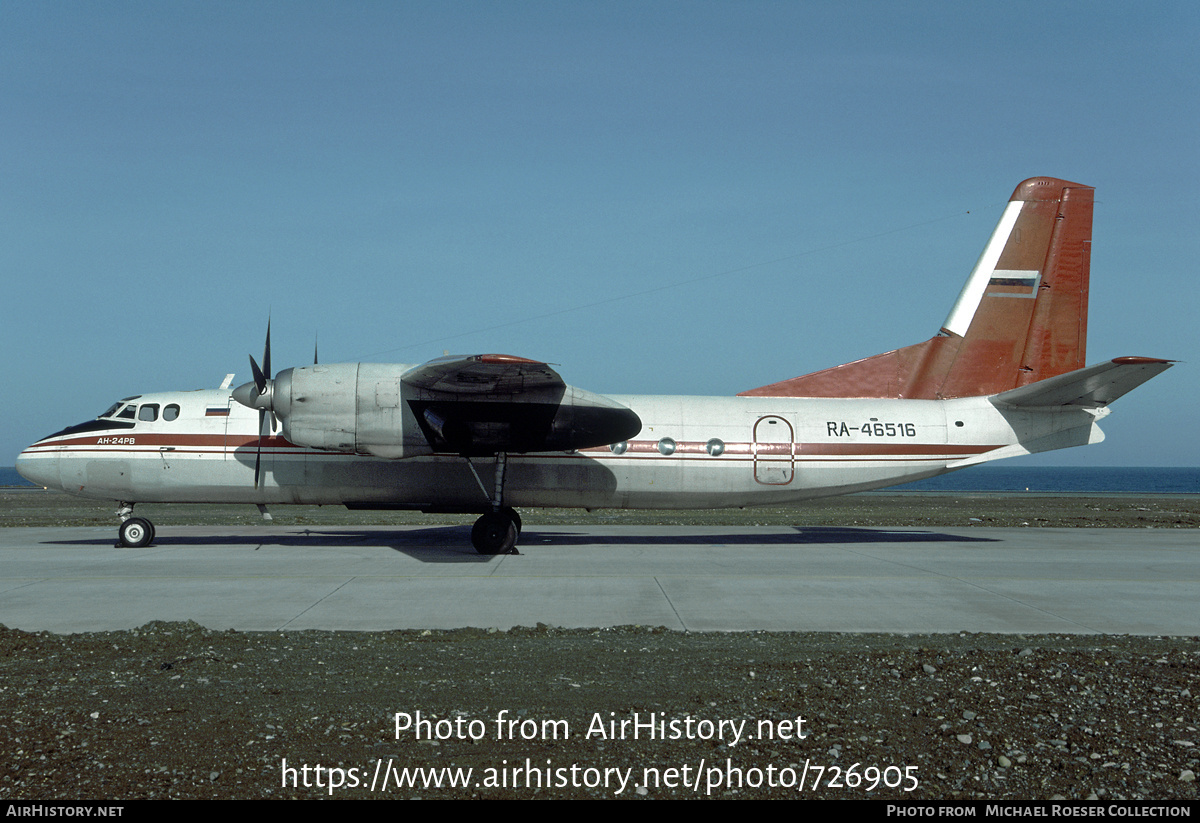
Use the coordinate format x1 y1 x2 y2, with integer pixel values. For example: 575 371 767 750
163 404 180 421
138 404 159 422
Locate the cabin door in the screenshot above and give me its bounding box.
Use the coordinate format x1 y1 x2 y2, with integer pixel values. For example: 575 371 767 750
753 415 794 485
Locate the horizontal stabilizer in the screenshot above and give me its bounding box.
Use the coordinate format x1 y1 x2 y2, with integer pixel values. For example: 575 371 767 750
989 357 1173 408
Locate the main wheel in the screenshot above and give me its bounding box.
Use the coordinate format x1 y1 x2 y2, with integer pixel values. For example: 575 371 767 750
502 507 523 535
118 517 154 548
471 512 518 555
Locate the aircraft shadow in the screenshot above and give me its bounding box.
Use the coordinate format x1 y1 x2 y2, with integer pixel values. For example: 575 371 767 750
46 527 492 563
46 525 997 563
519 526 999 547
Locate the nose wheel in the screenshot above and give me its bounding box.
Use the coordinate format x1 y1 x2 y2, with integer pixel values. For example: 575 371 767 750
117 516 155 548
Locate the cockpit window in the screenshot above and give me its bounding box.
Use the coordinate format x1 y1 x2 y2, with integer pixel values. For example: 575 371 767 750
163 404 180 421
116 405 136 420
99 396 142 419
138 404 159 422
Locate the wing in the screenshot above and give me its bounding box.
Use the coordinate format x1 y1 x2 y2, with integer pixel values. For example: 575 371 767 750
402 354 641 455
402 354 566 395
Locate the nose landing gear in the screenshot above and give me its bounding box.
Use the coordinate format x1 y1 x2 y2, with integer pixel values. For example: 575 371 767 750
116 503 155 548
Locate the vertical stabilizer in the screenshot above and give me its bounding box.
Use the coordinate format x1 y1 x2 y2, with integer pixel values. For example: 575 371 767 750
740 177 1094 399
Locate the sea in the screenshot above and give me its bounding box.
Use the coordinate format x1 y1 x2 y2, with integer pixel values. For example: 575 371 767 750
2 465 1197 494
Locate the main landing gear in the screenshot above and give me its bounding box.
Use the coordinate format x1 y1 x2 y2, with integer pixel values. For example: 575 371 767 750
465 453 522 555
116 503 155 548
471 507 522 555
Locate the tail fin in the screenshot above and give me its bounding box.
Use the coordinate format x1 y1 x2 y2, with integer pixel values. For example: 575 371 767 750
740 177 1094 399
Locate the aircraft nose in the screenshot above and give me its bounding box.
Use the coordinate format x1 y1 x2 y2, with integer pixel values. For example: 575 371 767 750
15 444 60 489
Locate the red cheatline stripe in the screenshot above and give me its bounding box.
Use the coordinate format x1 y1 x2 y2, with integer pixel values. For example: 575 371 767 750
31 437 999 462
26 433 302 450
803 443 990 456
583 441 995 457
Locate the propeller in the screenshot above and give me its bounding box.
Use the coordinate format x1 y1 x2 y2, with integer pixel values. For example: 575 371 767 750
231 321 277 488
231 321 314 488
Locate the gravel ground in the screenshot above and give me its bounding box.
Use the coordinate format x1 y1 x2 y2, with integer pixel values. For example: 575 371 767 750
1 491 1197 800
0 624 1196 800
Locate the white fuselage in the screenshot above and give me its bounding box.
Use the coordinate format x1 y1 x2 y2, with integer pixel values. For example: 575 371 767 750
16 383 1103 512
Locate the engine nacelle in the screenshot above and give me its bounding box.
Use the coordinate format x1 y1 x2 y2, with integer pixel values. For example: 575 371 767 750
267 363 424 458
261 362 641 459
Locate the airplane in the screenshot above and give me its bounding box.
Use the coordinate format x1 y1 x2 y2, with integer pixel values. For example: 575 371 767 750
16 177 1172 554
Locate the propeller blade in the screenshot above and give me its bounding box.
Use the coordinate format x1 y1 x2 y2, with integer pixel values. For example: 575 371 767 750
262 319 271 386
253 409 266 488
249 355 266 396
313 332 318 366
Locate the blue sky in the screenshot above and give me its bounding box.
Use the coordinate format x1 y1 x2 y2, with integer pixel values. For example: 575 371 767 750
3 1 1197 466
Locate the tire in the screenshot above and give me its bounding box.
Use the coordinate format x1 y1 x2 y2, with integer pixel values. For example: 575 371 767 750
118 517 154 548
471 512 518 555
502 507 523 535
